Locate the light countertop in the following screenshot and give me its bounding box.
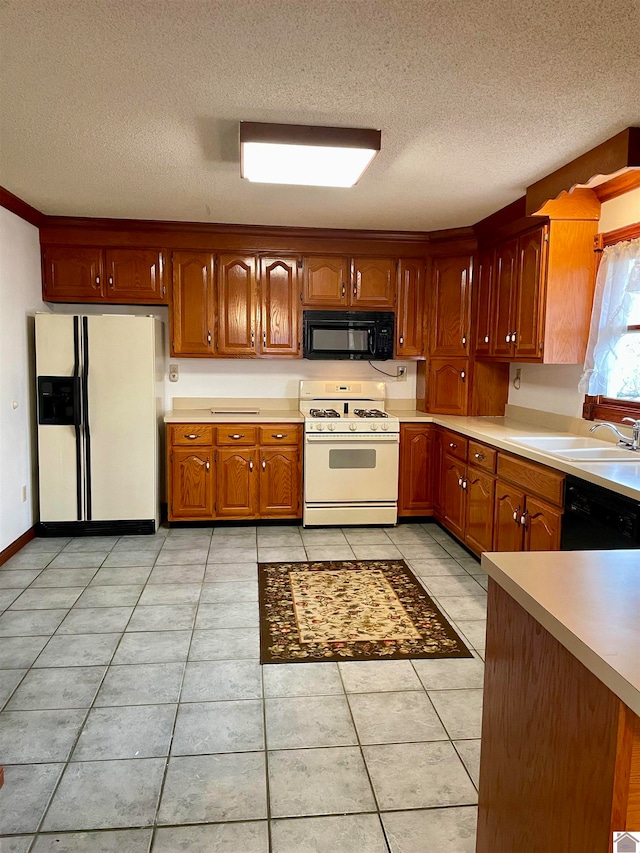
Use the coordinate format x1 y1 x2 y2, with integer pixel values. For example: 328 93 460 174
481 550 640 715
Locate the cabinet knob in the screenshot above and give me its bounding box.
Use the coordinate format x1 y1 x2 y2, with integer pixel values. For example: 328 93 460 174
399 335 404 346
505 333 511 343
251 330 255 346
341 283 346 297
462 479 467 489
205 459 210 471
511 332 517 343
229 434 244 440
108 276 114 288
207 330 211 344
94 276 100 288
449 442 457 449
263 330 266 346
262 456 266 471
458 477 463 487
520 510 528 526
249 457 254 472
460 371 466 381
474 453 485 460
462 335 467 346
513 508 520 522
484 335 489 343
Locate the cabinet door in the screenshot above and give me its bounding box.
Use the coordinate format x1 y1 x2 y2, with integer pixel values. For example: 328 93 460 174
398 424 433 515
216 448 258 517
169 448 214 520
515 226 546 359
171 252 215 356
428 358 469 416
429 254 472 357
474 249 494 357
42 247 104 301
259 448 301 517
492 237 518 358
524 496 562 551
465 467 495 556
441 454 466 542
259 257 300 357
493 480 525 552
104 249 167 303
302 256 349 306
217 254 257 355
396 258 425 358
351 257 395 308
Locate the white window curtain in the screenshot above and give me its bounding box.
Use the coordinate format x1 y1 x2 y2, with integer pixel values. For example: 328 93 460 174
578 236 640 395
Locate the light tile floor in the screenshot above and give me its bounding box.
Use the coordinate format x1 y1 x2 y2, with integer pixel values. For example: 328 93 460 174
0 522 486 853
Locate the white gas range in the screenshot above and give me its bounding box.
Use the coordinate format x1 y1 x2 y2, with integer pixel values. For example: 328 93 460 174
299 380 400 526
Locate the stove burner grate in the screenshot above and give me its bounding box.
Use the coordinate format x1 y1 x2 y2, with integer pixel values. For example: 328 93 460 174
309 408 341 418
353 408 389 418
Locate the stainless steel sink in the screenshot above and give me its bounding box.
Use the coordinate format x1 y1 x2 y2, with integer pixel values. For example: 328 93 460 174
508 435 640 462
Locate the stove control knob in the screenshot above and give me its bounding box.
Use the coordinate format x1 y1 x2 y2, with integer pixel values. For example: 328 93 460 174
349 423 357 431
316 423 324 431
328 422 336 431
370 423 379 430
381 422 389 431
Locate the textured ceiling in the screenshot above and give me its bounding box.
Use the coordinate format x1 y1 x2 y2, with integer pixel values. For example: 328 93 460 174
1 0 639 231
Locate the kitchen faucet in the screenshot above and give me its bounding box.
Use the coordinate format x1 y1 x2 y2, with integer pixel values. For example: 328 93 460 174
589 418 640 451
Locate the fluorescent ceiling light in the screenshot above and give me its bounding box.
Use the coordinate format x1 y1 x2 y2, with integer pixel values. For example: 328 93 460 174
240 122 381 187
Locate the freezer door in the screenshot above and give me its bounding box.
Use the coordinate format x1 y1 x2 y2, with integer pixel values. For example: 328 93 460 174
86 315 157 520
35 313 84 522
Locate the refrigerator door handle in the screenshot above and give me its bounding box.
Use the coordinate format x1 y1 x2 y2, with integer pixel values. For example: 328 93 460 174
82 317 92 520
73 317 83 521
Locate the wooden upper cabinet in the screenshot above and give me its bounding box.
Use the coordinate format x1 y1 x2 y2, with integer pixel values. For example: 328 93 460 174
259 257 300 357
104 249 167 302
302 255 349 306
428 358 469 416
351 257 395 308
42 247 104 301
171 252 215 356
474 249 494 357
492 237 518 358
217 254 257 356
301 255 395 308
514 227 545 359
429 254 472 357
396 258 425 358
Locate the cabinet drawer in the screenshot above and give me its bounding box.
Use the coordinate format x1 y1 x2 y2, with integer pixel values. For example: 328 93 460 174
169 424 214 446
497 453 564 506
216 426 258 446
468 441 497 472
439 428 468 461
259 425 302 445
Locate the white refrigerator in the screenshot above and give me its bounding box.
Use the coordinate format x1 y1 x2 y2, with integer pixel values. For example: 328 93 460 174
35 313 164 535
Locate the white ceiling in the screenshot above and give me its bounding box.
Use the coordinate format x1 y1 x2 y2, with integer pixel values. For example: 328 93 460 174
1 0 639 231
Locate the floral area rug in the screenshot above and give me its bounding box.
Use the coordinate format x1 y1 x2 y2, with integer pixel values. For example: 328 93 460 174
258 559 472 664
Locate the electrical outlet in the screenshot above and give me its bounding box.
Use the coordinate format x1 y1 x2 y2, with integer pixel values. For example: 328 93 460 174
397 366 407 381
22 485 27 502
169 364 179 382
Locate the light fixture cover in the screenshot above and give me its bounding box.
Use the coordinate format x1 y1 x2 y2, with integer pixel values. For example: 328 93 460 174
240 122 381 187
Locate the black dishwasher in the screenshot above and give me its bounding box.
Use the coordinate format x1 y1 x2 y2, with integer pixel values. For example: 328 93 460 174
561 476 640 550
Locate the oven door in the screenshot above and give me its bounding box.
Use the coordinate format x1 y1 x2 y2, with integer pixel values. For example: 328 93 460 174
304 433 399 503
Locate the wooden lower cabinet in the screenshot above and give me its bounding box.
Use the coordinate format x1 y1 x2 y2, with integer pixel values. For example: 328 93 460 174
465 466 496 555
169 447 214 519
167 423 301 522
440 453 466 541
493 482 526 552
398 424 434 516
523 495 563 551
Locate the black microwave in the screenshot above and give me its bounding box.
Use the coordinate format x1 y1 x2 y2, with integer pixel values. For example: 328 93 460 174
303 310 394 360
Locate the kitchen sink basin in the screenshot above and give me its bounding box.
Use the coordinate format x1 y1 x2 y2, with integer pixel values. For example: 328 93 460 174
508 435 640 461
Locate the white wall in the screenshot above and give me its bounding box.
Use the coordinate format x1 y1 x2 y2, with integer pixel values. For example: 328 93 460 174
0 208 48 551
507 188 640 417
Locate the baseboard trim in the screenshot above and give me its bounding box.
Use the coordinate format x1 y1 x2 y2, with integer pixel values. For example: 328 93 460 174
0 526 36 566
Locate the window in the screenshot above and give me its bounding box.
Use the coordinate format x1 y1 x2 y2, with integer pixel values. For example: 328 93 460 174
582 223 640 423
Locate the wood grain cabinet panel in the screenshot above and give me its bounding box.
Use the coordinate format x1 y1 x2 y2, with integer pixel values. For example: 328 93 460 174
302 255 349 306
493 481 526 552
429 254 472 357
259 448 301 516
474 249 494 357
441 453 467 542
104 249 167 302
259 256 300 356
398 424 433 515
42 246 104 301
465 466 496 555
514 226 545 359
169 448 214 519
395 258 425 358
428 359 469 416
491 237 518 358
169 424 214 446
351 257 395 308
171 252 215 356
523 496 562 551
217 254 257 355
216 448 258 517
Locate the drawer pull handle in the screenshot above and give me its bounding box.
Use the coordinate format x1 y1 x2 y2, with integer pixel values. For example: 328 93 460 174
474 453 485 461
184 434 198 440
449 442 457 449
229 434 244 440
272 433 286 439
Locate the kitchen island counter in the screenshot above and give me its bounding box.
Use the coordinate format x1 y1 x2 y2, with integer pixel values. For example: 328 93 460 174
477 550 640 852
